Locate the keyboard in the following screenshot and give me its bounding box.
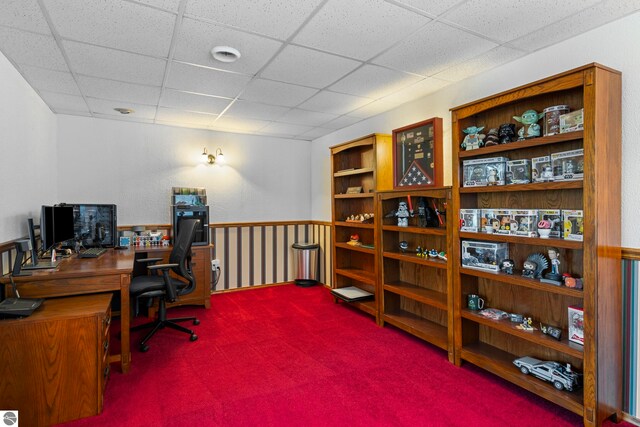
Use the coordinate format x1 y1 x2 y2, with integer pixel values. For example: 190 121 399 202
79 248 107 258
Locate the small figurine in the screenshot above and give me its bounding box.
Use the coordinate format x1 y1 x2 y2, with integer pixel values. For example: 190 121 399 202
416 246 423 257
520 317 534 331
417 198 427 228
399 241 409 253
523 253 549 279
484 128 500 146
545 248 562 280
498 123 516 144
438 251 447 261
395 201 412 227
540 165 553 181
513 109 544 140
499 259 515 275
347 234 361 246
460 126 486 151
428 249 438 258
487 167 499 185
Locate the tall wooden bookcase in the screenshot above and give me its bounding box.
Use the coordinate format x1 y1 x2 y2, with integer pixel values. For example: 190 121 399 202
330 134 391 321
377 188 454 361
450 64 622 426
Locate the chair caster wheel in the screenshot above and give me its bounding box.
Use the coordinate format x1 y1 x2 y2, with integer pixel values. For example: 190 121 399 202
193 319 200 325
140 344 149 352
190 334 198 342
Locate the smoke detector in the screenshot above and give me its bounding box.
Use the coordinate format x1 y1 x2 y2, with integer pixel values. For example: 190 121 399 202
114 108 134 115
211 46 241 63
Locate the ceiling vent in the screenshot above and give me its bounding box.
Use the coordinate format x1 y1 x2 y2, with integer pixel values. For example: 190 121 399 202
211 46 241 63
114 108 134 115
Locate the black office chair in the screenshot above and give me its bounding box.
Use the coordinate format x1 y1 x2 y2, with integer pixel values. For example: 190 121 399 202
130 218 200 352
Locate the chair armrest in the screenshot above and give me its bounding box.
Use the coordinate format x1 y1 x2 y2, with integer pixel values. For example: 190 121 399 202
147 263 179 271
136 257 163 264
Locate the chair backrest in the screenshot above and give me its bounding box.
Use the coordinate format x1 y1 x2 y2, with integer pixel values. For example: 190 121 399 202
169 218 199 294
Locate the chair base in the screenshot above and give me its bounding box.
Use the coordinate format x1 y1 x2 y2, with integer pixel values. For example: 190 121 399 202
131 306 200 352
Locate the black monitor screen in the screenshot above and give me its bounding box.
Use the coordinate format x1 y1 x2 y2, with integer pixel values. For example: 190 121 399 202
40 205 75 250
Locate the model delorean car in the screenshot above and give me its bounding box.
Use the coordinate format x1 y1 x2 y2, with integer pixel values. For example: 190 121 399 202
513 356 581 391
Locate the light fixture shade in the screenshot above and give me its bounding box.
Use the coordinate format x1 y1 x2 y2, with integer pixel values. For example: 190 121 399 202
216 151 225 164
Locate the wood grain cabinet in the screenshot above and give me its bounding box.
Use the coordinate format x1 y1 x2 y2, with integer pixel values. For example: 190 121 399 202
330 134 392 321
0 294 113 426
450 63 622 426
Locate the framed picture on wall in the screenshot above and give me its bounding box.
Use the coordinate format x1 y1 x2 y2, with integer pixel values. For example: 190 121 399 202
392 117 443 189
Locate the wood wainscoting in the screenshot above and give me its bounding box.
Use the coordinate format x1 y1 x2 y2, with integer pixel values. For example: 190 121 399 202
210 221 332 291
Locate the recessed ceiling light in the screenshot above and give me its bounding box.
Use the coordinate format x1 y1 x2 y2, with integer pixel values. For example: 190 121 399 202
211 46 241 63
114 108 134 115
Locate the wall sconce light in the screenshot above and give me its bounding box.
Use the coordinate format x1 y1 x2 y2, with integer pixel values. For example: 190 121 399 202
202 147 225 165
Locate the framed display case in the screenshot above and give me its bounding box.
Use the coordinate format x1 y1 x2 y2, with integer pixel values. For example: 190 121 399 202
392 117 443 189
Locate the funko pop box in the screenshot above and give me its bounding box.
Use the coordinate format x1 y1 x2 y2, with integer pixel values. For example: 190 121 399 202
461 240 509 273
462 157 508 187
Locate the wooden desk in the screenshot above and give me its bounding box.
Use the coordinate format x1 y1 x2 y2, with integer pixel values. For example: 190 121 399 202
1 248 134 373
0 294 112 426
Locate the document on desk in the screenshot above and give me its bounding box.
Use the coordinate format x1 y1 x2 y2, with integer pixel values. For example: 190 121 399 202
331 286 373 302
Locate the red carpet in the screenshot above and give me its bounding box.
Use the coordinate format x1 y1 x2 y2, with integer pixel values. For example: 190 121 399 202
61 284 627 426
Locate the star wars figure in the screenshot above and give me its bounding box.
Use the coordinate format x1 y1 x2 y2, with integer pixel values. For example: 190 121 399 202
395 201 411 227
500 259 515 275
513 109 544 140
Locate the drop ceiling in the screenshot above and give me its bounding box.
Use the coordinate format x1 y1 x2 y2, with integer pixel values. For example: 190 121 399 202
1 0 638 140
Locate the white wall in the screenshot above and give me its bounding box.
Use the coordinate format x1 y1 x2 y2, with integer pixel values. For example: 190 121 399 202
56 115 311 225
311 12 640 248
0 52 57 243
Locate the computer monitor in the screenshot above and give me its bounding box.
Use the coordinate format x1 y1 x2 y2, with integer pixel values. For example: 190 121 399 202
40 205 75 251
72 204 117 247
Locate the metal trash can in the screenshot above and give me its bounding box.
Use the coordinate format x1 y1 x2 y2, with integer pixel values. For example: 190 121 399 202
292 242 319 287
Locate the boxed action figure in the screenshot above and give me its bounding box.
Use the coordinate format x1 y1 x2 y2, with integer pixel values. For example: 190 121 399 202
531 156 554 182
462 157 508 187
494 209 517 235
559 108 584 133
461 240 509 273
551 149 584 181
460 209 481 232
562 209 584 241
506 159 531 184
568 305 584 345
538 209 562 238
480 209 498 230
512 209 538 237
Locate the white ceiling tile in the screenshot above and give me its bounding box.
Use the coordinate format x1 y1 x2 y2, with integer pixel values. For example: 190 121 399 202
297 91 372 115
64 41 167 85
39 91 89 113
131 0 182 12
372 22 498 76
322 115 364 130
293 0 430 60
297 127 335 140
391 0 465 17
329 65 422 99
259 122 314 137
432 46 526 82
185 0 324 40
509 0 640 52
94 113 154 124
156 107 218 126
0 0 50 34
276 109 339 127
346 99 398 119
0 28 68 71
166 62 252 98
43 0 176 57
155 120 210 130
224 100 289 121
239 79 318 107
260 45 362 89
379 77 450 105
160 89 232 114
20 65 80 95
86 97 157 119
441 0 601 43
174 18 283 75
78 76 161 105
212 116 271 133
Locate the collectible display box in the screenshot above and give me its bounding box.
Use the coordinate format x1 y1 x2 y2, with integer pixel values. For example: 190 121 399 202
494 209 516 235
461 240 509 273
568 305 584 345
531 155 554 182
506 159 531 184
559 108 584 133
512 209 538 237
538 209 562 238
460 209 481 232
563 209 584 241
551 149 584 181
462 157 508 187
